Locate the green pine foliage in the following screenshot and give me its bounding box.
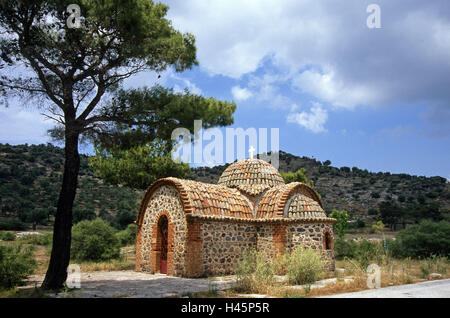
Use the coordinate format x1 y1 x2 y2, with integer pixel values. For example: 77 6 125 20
90 141 190 190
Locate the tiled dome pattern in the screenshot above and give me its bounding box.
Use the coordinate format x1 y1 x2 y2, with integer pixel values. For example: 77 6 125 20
255 182 325 219
285 194 327 219
217 159 285 196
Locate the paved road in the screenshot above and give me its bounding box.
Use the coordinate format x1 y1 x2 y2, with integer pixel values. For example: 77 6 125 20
321 279 450 298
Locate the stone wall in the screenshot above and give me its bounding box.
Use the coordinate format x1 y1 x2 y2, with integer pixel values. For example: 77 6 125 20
255 224 275 257
286 223 335 270
198 219 257 276
183 219 335 276
136 185 335 277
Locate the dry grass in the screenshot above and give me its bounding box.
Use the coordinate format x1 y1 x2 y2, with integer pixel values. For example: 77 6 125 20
75 246 136 272
77 258 135 272
33 245 52 274
228 245 449 298
281 257 449 298
0 286 49 298
2 239 137 274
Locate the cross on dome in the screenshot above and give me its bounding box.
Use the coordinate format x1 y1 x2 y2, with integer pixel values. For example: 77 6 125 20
249 146 256 159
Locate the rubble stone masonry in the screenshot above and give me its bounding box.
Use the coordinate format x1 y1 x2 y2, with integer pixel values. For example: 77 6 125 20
135 159 336 277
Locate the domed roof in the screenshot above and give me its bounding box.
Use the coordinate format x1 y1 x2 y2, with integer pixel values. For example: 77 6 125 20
217 159 285 196
255 182 326 219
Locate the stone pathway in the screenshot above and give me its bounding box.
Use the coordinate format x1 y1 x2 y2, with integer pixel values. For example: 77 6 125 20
24 271 236 298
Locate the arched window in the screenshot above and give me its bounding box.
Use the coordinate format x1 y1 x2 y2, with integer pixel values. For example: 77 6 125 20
323 230 333 250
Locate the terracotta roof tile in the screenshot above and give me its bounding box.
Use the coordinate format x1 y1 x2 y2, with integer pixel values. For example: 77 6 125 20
217 159 285 196
256 182 325 219
161 178 254 219
136 159 334 225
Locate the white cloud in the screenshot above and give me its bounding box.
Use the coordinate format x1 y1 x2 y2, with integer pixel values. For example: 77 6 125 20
290 103 300 112
164 0 450 112
0 106 53 145
244 72 294 109
287 103 328 133
123 69 171 89
231 86 253 101
292 69 378 109
172 76 203 95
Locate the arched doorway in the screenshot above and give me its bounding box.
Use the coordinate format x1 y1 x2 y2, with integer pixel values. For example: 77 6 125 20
157 215 168 274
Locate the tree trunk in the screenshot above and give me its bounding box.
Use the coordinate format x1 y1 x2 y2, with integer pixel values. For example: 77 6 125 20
41 128 80 290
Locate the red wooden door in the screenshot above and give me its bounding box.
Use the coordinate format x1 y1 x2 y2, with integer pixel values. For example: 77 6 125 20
159 216 168 274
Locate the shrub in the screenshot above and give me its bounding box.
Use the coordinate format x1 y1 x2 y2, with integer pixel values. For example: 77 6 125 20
280 168 312 186
338 237 409 264
72 206 96 224
334 237 357 259
234 249 276 293
19 233 53 246
385 238 405 259
114 210 137 230
396 220 450 258
71 218 120 261
354 240 380 269
420 259 433 279
115 224 138 246
371 192 380 199
434 256 448 274
0 218 27 231
284 247 324 285
329 209 348 238
0 231 16 241
347 219 366 229
356 219 366 228
0 245 36 289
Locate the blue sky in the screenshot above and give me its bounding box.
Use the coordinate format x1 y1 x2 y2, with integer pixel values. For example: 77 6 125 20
1 0 449 179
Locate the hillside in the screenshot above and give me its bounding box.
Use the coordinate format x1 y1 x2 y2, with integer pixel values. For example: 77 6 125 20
1 144 448 230
189 151 450 220
0 143 142 230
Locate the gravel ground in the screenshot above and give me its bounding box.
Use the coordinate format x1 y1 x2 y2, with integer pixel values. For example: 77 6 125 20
24 271 236 298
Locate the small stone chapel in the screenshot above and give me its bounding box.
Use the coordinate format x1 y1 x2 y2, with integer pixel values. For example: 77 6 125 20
135 158 336 277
